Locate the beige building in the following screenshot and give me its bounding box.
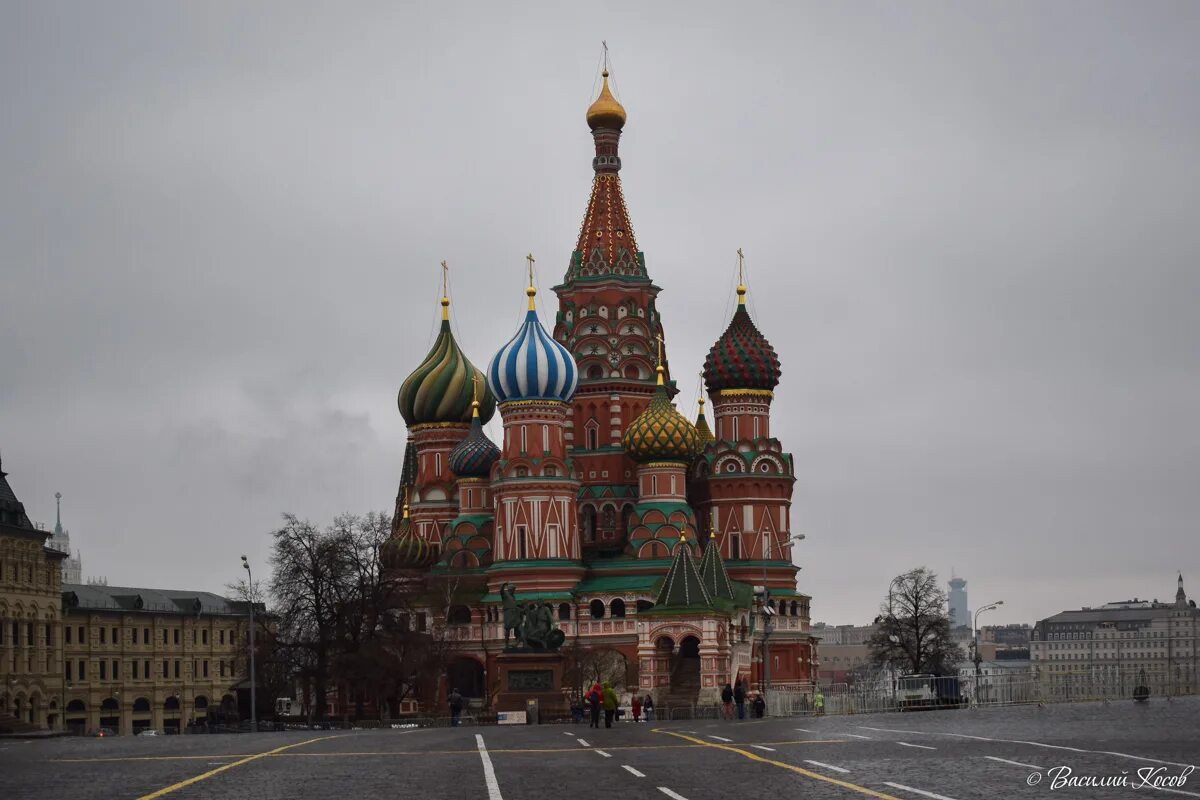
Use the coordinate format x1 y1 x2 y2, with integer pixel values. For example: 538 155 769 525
0 459 67 730
1031 575 1199 697
62 584 254 734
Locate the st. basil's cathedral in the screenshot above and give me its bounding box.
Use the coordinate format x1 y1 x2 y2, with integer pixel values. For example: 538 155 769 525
382 69 817 708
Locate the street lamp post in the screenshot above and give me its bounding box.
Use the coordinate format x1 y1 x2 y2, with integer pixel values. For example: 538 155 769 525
973 601 1004 706
241 555 256 733
759 533 806 713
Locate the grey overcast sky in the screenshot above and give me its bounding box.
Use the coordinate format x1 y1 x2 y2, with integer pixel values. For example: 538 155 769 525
2 2 1198 626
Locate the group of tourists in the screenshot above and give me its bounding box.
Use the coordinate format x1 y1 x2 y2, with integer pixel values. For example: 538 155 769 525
719 681 765 719
569 684 656 727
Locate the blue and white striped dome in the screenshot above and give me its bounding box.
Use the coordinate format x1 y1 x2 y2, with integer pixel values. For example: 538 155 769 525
487 291 578 404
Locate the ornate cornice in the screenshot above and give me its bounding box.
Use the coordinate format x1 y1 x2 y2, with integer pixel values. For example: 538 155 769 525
716 389 774 398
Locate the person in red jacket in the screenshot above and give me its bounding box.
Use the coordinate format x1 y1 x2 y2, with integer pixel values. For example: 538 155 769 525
586 682 603 728
631 694 642 722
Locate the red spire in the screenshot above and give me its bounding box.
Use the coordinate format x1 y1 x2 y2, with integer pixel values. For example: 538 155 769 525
566 69 646 283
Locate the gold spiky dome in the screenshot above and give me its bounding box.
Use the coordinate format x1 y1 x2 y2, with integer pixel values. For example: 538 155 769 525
694 395 715 450
380 504 436 571
623 367 700 463
586 70 627 130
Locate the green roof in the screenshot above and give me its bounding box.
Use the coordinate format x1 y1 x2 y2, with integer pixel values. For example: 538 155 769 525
652 542 712 610
479 590 573 603
698 541 737 602
573 574 663 595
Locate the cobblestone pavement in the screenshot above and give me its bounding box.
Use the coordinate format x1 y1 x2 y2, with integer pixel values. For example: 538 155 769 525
1 697 1197 800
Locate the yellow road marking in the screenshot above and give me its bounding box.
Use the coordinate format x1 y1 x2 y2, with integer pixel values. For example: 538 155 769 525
655 730 901 800
134 735 339 799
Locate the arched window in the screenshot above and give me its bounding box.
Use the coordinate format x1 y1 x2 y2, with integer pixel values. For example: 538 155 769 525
558 603 571 621
602 506 616 532
581 506 597 543
587 365 604 381
610 599 626 618
589 599 605 619
447 605 472 625
730 533 741 560
790 600 798 617
621 505 634 536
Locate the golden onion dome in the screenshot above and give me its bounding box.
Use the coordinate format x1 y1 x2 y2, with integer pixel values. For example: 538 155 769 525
623 366 700 463
586 70 627 131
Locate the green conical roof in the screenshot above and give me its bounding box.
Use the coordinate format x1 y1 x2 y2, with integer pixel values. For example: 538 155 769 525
698 539 736 602
654 538 712 609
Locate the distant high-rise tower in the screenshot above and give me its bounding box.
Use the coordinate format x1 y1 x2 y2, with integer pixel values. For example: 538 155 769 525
49 492 83 584
948 574 969 628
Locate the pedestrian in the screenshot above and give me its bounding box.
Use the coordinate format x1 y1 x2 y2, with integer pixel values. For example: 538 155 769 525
752 692 766 719
631 694 642 723
587 682 602 728
448 688 464 727
570 695 584 724
601 681 619 729
643 695 655 722
814 689 825 717
733 680 746 720
720 683 734 720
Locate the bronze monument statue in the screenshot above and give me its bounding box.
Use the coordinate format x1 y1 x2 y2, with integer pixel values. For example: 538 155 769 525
499 582 565 651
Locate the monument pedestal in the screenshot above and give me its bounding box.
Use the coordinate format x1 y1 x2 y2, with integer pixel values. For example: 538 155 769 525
494 650 567 719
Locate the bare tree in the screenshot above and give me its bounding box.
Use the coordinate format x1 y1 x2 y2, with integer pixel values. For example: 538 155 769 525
868 567 965 676
562 643 630 696
267 514 348 719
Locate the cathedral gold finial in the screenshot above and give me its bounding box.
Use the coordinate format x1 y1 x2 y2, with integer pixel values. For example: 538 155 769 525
655 334 665 385
471 375 481 418
698 371 706 410
586 46 627 131
526 253 537 310
402 487 410 520
736 248 747 305
440 260 450 320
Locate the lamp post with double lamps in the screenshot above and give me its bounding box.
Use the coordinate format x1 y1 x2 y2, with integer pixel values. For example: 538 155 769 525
241 555 256 732
757 532 806 713
973 600 1004 705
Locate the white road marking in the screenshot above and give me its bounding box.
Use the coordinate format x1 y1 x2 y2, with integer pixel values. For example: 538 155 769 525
983 755 1046 770
803 759 850 774
883 782 961 800
475 734 503 800
708 735 733 742
563 731 574 736
897 742 936 750
622 765 646 778
842 733 872 739
658 789 689 800
577 738 591 747
751 745 776 752
859 725 1193 769
595 749 612 758
794 727 815 733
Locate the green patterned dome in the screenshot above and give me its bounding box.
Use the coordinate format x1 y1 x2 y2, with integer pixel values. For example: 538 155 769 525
398 298 496 426
380 506 436 571
623 368 701 463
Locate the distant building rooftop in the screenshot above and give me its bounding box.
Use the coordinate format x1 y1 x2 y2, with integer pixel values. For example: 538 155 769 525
63 583 259 617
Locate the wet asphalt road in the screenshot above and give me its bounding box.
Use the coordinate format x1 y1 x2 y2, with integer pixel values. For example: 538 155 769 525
1 697 1197 800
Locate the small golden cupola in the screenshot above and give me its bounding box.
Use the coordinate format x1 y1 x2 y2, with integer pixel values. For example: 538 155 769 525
586 70 627 131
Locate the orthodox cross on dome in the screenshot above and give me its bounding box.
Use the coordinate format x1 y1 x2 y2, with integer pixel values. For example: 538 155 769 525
526 252 537 309
736 248 747 304
440 260 450 319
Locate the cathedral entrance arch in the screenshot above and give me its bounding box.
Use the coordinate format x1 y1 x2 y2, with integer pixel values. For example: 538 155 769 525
671 635 702 704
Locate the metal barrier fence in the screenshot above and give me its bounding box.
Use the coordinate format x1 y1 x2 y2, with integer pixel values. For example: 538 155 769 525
764 667 1197 718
